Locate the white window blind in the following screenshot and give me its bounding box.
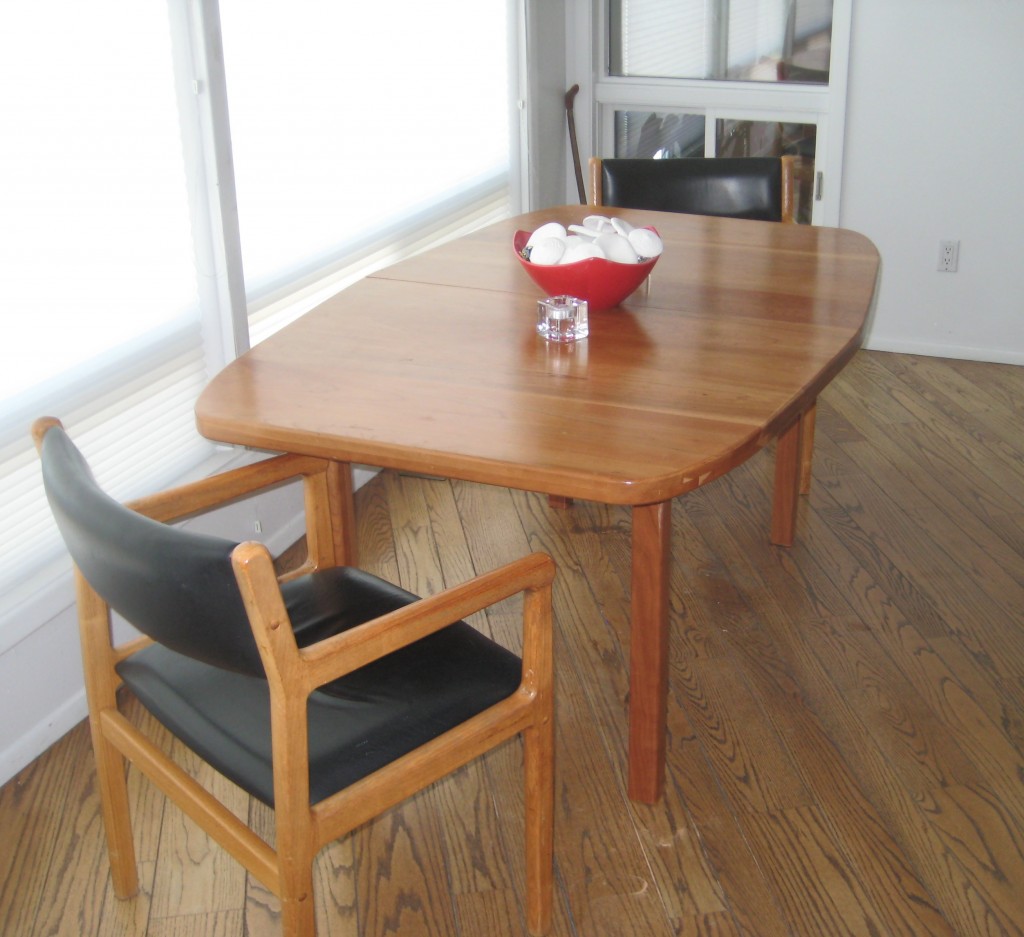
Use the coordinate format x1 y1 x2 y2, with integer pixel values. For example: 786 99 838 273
1 1 523 642
611 0 832 82
610 0 710 79
727 0 789 77
218 1 513 331
0 2 213 624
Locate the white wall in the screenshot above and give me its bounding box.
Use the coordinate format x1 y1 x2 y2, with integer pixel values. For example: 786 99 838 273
526 1 569 209
841 0 1024 364
0 451 299 783
547 0 1024 363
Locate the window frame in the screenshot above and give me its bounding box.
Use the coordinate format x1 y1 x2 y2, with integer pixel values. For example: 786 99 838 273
569 0 852 226
0 0 526 648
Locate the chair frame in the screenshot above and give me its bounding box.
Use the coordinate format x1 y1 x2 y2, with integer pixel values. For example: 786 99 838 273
587 156 816 536
33 418 555 936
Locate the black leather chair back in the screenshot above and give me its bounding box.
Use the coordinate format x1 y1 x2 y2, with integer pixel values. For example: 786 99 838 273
38 426 264 676
599 157 784 222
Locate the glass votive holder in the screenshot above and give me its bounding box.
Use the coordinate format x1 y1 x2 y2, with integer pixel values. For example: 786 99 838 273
536 295 589 343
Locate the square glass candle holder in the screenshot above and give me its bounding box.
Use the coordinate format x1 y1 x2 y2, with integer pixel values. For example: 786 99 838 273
536 295 589 342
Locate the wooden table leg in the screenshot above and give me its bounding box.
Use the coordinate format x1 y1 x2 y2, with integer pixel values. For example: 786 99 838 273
771 416 804 547
327 461 358 566
628 500 671 804
799 403 817 495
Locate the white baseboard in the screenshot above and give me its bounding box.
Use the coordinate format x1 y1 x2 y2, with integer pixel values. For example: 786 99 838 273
863 335 1024 366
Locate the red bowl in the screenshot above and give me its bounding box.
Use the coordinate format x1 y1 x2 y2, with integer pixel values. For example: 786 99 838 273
513 229 659 311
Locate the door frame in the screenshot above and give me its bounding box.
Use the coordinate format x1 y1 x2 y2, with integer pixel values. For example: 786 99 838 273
566 0 852 226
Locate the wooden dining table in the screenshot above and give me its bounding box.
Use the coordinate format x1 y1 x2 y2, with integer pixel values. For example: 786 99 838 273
196 205 880 804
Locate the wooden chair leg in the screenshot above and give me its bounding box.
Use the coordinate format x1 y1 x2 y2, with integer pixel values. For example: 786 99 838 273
268 686 317 937
77 576 138 898
799 403 816 495
524 717 554 935
276 810 316 937
92 727 140 898
522 576 555 935
280 873 316 937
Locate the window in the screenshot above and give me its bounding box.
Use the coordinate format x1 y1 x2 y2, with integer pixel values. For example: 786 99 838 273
614 111 706 159
0 2 214 624
609 0 833 83
218 2 516 340
1 2 520 639
577 0 850 226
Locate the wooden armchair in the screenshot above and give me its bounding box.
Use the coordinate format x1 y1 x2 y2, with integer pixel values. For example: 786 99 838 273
33 417 555 936
587 155 815 543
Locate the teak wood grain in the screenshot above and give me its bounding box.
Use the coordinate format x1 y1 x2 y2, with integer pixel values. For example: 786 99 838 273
7 351 1024 936
27 421 557 937
197 207 877 507
4 352 1024 935
196 206 879 804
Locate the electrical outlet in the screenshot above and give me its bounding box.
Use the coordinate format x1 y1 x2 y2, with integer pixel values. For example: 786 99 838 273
938 240 959 272
254 520 262 534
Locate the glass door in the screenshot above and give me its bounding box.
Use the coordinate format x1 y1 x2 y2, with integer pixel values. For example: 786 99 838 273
571 0 851 225
608 0 834 84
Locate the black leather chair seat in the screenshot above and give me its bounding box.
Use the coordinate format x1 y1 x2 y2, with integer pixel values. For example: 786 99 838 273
600 157 784 221
117 566 521 806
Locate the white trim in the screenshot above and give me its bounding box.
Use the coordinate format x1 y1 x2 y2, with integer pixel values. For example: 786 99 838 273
167 0 249 364
511 0 531 213
571 0 851 226
594 76 830 111
819 0 851 227
863 335 1024 367
0 565 77 658
565 0 596 199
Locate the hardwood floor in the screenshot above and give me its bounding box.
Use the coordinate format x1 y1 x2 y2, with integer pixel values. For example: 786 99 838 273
2 350 1022 936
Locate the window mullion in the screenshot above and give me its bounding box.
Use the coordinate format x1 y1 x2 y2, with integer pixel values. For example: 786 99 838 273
167 0 249 366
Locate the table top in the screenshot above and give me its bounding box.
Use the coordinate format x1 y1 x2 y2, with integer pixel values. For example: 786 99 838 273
196 206 879 505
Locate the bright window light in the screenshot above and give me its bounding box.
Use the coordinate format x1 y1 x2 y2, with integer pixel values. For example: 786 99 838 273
218 2 509 296
0 2 199 405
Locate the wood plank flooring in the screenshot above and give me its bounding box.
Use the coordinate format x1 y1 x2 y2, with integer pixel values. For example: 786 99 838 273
2 350 1023 936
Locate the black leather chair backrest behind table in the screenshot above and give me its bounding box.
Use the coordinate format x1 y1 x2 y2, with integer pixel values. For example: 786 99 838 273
591 156 794 223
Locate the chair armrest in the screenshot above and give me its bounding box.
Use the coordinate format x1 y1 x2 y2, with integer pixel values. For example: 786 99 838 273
126 453 346 572
232 543 555 698
126 453 330 524
303 552 555 690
